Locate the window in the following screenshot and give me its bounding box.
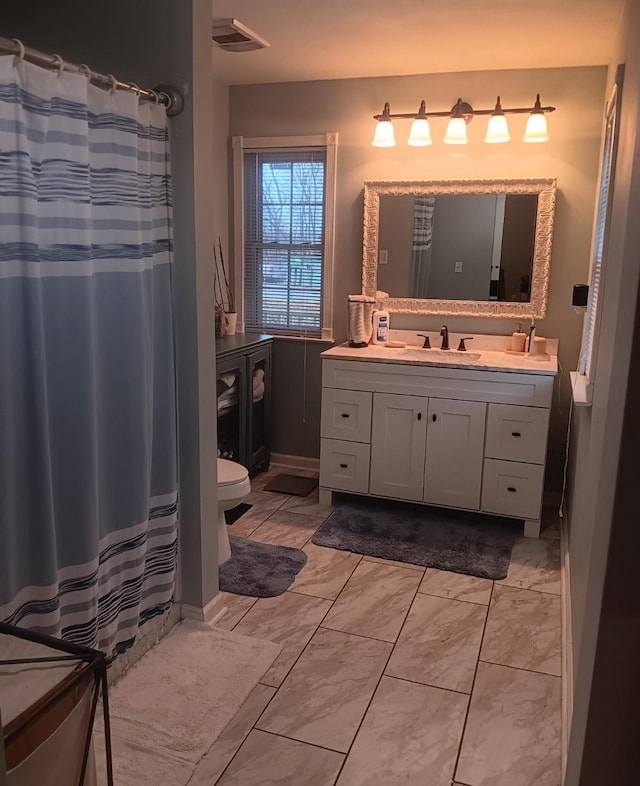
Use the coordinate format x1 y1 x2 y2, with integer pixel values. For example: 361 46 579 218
233 134 337 339
574 66 623 404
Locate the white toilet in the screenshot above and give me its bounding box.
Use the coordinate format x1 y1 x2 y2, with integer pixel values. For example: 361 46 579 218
217 458 251 565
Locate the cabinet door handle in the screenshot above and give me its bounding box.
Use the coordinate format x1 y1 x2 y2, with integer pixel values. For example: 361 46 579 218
432 414 437 422
341 413 350 418
511 431 522 437
417 412 422 421
507 486 517 493
339 463 348 468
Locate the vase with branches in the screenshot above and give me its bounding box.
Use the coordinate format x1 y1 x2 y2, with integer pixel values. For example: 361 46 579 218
214 238 236 336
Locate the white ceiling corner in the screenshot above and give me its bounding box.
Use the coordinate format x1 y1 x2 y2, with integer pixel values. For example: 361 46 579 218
211 0 624 86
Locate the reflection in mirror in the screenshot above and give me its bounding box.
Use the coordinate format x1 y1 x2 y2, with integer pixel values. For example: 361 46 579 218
363 179 557 318
377 193 538 302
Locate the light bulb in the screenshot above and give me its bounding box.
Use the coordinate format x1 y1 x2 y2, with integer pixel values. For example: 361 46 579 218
408 117 432 146
372 102 396 147
485 114 510 143
372 119 396 147
523 112 549 143
443 116 468 144
523 94 550 142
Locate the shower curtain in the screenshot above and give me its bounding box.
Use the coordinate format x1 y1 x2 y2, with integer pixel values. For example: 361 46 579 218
409 196 436 298
0 56 178 663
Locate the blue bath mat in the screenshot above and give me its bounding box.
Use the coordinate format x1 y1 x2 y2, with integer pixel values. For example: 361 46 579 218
312 497 518 580
219 537 308 597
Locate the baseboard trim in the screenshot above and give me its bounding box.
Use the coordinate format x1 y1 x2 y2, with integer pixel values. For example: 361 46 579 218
561 513 573 781
271 452 320 471
181 593 228 626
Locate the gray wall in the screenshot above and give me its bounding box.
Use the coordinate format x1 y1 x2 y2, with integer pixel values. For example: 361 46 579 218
230 66 606 485
377 195 415 296
565 0 640 781
428 195 495 301
4 0 220 612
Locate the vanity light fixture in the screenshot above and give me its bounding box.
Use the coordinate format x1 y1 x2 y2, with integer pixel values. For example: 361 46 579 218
371 102 396 147
443 99 472 144
522 94 550 142
371 94 555 147
484 96 511 143
407 100 432 146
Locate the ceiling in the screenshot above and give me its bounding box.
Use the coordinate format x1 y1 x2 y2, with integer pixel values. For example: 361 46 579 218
211 0 624 86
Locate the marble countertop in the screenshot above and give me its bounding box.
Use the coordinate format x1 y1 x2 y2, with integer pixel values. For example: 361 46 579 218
321 343 558 375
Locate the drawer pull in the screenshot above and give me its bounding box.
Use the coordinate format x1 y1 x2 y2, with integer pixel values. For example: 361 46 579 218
339 463 348 468
511 431 522 437
341 413 350 418
417 412 422 421
507 486 517 493
432 414 437 422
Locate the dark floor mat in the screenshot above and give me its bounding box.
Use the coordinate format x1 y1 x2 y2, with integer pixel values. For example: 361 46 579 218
264 473 319 497
224 502 253 526
312 497 518 580
219 537 307 597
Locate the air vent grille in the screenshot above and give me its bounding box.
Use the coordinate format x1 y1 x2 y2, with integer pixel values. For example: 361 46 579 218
212 18 270 52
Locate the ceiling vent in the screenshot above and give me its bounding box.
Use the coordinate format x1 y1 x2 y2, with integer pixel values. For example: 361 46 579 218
212 18 270 52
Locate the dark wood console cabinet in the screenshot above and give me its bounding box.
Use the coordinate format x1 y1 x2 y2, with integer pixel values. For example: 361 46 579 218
216 333 272 475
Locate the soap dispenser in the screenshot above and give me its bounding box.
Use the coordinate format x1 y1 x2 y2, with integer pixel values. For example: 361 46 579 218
511 322 527 353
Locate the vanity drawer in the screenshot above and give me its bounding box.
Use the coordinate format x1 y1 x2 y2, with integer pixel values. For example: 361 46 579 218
481 459 544 520
484 404 550 464
321 389 372 443
320 438 370 493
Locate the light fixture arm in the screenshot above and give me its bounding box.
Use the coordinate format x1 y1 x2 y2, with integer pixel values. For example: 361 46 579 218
373 98 555 121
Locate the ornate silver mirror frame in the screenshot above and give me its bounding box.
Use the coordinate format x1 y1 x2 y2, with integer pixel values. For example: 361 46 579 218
362 177 557 318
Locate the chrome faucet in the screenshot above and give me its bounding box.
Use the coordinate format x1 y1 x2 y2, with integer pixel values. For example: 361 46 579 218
440 325 449 350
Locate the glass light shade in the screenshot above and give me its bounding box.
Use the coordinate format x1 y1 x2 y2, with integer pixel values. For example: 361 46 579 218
523 112 549 142
485 113 510 143
408 117 432 146
443 116 468 144
372 119 396 147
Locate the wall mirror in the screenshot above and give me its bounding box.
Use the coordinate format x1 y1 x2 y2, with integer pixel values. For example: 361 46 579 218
362 178 557 318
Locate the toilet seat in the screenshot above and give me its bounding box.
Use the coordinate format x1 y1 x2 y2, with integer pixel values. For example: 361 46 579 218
218 458 249 486
217 458 251 505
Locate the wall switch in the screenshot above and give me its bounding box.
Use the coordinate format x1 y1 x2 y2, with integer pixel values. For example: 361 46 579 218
379 249 388 265
455 260 463 273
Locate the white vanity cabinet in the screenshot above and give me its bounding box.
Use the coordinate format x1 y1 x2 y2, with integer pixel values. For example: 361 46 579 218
368 394 486 509
369 393 427 501
319 353 556 538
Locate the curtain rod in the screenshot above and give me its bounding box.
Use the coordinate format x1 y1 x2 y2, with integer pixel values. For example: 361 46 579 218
0 36 184 116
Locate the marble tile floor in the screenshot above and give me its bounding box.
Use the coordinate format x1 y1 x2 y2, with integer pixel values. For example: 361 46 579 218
193 466 563 786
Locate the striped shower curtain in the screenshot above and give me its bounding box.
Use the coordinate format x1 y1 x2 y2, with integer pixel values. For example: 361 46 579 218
0 56 178 663
409 196 436 298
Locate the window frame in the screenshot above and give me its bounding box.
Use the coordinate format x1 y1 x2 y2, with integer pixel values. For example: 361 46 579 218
572 65 624 406
232 133 338 341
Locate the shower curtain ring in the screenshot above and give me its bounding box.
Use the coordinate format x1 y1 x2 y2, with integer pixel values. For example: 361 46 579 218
11 39 25 62
106 74 118 94
51 54 64 74
78 63 92 80
128 82 141 99
149 90 160 105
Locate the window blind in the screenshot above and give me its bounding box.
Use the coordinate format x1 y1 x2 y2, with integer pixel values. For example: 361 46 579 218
578 70 623 382
243 148 326 337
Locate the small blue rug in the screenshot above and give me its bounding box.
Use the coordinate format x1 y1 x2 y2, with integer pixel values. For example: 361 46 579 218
312 497 518 580
219 537 308 597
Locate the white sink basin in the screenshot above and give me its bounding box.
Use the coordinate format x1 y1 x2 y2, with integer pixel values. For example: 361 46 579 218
398 347 482 362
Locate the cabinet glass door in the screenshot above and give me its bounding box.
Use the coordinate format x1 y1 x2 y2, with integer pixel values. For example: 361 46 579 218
216 356 246 463
247 347 271 472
